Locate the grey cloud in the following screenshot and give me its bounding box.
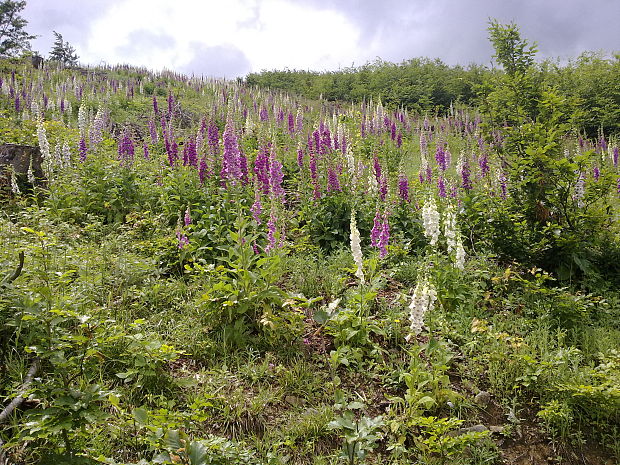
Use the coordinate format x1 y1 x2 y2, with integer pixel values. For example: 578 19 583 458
292 0 620 67
181 43 251 78
20 0 620 73
23 0 115 55
116 30 176 57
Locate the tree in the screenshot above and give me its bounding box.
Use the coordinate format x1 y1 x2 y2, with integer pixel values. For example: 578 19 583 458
487 19 537 76
0 0 35 56
482 20 542 126
48 31 78 66
479 20 614 281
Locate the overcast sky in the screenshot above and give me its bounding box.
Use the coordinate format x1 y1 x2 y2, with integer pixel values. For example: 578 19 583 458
22 0 620 78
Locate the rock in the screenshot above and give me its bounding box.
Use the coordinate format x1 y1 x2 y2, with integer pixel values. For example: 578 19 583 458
301 408 319 417
489 425 505 434
449 424 489 436
284 395 303 407
474 390 491 407
460 424 488 434
0 144 45 191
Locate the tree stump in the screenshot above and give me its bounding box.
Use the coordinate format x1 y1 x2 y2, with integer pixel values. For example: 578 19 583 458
0 144 45 192
31 55 44 69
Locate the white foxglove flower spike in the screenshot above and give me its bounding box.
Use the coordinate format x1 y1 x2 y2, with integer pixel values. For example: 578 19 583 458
350 210 365 284
422 196 440 246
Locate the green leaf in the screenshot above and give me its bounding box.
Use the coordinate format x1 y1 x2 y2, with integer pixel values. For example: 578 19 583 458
164 429 182 451
188 441 208 465
152 452 172 463
313 309 329 325
416 396 436 408
348 401 365 410
133 407 148 426
108 394 120 408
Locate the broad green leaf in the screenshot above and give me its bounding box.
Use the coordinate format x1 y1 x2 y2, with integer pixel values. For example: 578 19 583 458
133 407 148 426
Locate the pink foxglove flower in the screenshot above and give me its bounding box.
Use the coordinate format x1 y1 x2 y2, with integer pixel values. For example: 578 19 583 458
176 230 189 249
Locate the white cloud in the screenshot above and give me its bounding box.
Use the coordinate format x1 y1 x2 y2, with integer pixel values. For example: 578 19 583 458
81 0 364 75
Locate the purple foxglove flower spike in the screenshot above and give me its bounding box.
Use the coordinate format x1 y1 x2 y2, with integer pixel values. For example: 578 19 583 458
438 176 446 198
265 209 277 252
460 159 472 191
398 174 410 203
296 147 304 169
199 157 207 184
269 149 285 201
79 137 88 162
378 213 390 259
379 175 388 201
176 231 189 249
479 153 489 177
371 209 381 247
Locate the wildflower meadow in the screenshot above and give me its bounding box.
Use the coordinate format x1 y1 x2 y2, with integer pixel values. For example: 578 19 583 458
1 21 619 465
